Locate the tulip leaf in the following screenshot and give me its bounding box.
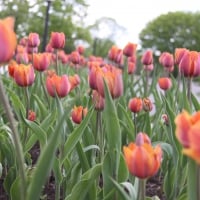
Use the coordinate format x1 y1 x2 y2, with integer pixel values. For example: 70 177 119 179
110 178 132 200
65 164 101 200
26 112 67 200
61 107 94 164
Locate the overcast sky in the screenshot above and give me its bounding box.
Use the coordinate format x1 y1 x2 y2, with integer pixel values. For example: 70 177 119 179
86 0 200 48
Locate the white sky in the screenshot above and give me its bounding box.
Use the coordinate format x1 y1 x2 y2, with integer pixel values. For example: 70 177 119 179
86 0 200 48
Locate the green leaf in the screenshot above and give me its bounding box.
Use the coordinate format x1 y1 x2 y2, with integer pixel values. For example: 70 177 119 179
61 107 94 164
10 176 21 200
66 164 101 200
187 159 198 200
26 112 67 200
110 178 132 200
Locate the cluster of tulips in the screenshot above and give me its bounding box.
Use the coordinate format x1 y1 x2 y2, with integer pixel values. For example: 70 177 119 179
1 15 200 200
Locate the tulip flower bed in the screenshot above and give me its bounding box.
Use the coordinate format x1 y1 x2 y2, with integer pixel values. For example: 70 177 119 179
1 16 200 200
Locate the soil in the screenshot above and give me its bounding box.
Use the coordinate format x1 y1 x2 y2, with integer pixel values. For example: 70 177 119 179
0 143 166 200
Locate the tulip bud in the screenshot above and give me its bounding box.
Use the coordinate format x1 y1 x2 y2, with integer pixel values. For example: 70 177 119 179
71 106 88 124
142 97 153 112
128 97 143 113
158 77 172 91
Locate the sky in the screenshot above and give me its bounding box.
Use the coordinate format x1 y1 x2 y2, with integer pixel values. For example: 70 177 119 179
86 0 200 48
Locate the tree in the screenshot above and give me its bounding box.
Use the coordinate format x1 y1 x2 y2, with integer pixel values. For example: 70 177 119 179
139 12 200 56
0 0 92 53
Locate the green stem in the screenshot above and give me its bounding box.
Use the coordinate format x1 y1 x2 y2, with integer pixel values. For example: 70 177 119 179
0 75 26 200
145 70 149 97
137 179 146 200
187 77 192 107
96 111 103 162
133 113 137 134
39 72 50 109
55 182 60 200
55 49 59 74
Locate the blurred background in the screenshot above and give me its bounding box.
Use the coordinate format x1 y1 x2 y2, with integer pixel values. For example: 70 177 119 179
1 0 200 59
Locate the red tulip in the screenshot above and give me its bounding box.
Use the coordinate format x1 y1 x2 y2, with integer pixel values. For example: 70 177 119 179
158 77 172 90
50 32 65 49
179 51 200 77
28 32 40 48
128 97 143 113
141 50 153 65
123 42 137 57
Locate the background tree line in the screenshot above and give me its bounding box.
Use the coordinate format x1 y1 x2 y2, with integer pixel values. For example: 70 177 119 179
0 0 200 60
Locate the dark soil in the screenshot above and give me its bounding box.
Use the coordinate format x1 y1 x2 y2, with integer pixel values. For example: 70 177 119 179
0 143 166 200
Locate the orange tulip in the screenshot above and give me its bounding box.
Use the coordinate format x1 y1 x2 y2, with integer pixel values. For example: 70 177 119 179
8 60 18 78
71 106 88 124
175 110 200 164
128 97 143 113
158 77 172 90
50 32 65 49
0 17 17 63
68 74 80 92
123 133 162 179
46 74 70 98
13 64 35 87
33 53 51 71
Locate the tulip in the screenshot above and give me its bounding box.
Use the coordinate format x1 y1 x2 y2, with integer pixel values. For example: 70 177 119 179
142 97 153 112
70 51 80 65
158 77 172 90
45 43 54 53
141 50 153 66
8 60 18 78
33 53 51 71
68 74 80 92
92 90 105 111
175 48 189 65
76 45 85 55
15 51 29 64
49 32 65 49
128 97 143 113
0 17 17 63
159 52 174 69
71 106 88 124
46 74 70 98
123 42 137 57
13 64 35 87
123 132 162 179
179 51 200 77
175 110 200 164
28 110 36 121
28 32 40 48
108 45 124 65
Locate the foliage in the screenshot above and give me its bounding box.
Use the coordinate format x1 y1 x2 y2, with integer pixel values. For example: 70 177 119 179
139 11 200 55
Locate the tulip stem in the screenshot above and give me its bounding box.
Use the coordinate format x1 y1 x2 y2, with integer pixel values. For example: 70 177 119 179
137 178 146 200
145 70 149 96
96 111 103 162
197 165 200 200
0 75 26 200
187 77 192 106
55 49 59 74
39 72 50 109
